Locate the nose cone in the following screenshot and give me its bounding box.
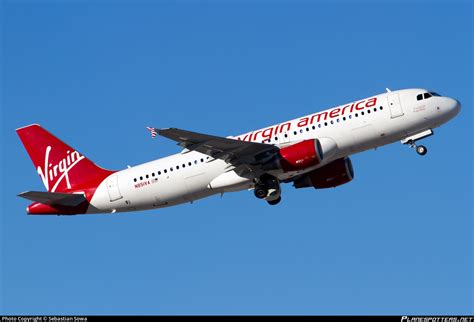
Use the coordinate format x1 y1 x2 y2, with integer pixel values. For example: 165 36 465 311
447 97 461 118
453 98 461 116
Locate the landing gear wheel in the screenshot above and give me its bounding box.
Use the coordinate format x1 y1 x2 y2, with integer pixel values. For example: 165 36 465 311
267 196 281 205
416 145 427 156
254 185 268 199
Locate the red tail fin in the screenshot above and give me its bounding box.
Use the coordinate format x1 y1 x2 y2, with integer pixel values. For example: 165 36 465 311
16 124 115 193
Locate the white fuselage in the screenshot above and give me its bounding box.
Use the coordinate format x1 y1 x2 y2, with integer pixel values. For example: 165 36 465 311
88 88 460 213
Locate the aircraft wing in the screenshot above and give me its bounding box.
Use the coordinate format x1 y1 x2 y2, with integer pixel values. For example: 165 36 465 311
155 128 279 176
18 191 87 206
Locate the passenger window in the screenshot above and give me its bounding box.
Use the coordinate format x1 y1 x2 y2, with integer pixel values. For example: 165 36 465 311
158 171 161 175
194 160 198 164
140 176 143 180
293 131 297 135
146 174 149 179
284 133 288 138
361 112 364 116
312 125 315 130
417 94 423 101
176 165 179 169
318 124 322 128
380 106 383 110
188 162 192 166
343 117 346 121
164 169 167 174
367 110 370 114
355 113 358 117
152 173 155 177
182 164 185 168
134 178 137 182
200 158 204 162
324 122 328 126
170 167 173 172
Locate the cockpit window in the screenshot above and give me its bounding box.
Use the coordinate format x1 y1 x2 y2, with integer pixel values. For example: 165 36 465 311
423 93 432 99
430 92 441 97
417 94 423 101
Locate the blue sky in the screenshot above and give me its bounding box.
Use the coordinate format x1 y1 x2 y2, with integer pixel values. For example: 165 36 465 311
1 0 472 315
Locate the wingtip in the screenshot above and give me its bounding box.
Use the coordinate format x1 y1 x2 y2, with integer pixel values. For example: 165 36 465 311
146 126 158 138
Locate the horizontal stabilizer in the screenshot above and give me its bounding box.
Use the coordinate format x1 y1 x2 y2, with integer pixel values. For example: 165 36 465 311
18 191 87 206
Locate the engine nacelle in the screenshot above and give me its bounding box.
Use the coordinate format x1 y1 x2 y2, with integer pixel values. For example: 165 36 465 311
293 157 354 189
277 138 338 172
279 139 322 171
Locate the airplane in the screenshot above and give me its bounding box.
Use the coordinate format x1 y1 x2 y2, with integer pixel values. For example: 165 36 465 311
16 88 461 215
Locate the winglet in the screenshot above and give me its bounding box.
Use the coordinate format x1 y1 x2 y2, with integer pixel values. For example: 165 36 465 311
146 127 157 138
386 88 391 92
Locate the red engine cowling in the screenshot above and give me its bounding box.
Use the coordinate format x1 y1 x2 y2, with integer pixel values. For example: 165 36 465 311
278 139 323 172
293 157 354 189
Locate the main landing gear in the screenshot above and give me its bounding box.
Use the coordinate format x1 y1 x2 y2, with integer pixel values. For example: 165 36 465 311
254 185 269 199
253 174 282 205
267 196 282 205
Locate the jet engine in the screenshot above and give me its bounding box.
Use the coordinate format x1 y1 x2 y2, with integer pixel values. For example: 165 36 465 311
276 138 338 172
293 157 354 189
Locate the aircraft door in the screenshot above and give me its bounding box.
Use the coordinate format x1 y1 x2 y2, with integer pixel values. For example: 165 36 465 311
106 175 123 202
387 93 404 118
